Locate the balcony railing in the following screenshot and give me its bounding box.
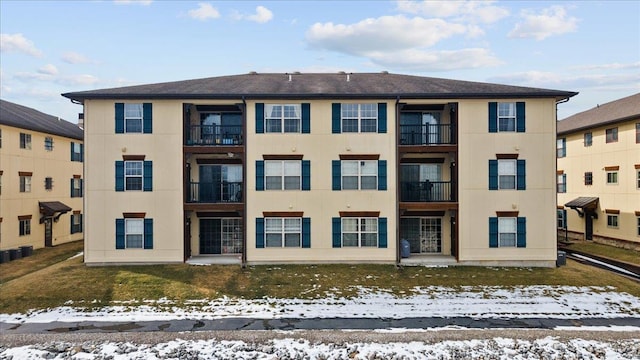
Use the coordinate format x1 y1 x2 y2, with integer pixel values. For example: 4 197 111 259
399 123 455 145
400 180 455 202
188 181 243 203
186 125 243 145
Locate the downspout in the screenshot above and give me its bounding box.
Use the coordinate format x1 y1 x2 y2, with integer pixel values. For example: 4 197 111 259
555 97 571 248
242 96 247 268
395 96 401 268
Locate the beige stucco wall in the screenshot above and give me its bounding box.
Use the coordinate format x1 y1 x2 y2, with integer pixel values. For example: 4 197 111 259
82 100 184 264
557 119 640 243
245 100 397 263
457 98 558 264
0 124 84 251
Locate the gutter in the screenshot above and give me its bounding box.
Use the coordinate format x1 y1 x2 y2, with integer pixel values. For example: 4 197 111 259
241 96 248 269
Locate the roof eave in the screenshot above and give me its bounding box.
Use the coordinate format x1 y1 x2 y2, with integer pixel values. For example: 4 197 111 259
557 113 640 136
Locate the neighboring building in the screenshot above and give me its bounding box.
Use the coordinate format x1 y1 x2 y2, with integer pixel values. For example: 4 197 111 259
62 72 576 267
0 99 84 252
557 93 640 250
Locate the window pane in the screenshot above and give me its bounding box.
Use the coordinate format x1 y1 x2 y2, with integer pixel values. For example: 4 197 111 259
283 118 300 132
499 234 516 247
284 233 301 247
361 218 378 232
265 162 282 176
124 103 143 118
341 104 358 118
284 218 301 232
361 233 377 247
360 119 377 132
342 119 358 132
284 161 301 176
265 218 282 232
126 178 142 190
342 219 358 232
126 219 144 233
265 234 282 247
266 119 282 133
360 161 377 175
266 105 282 118
266 176 283 190
499 175 516 189
498 218 516 232
342 161 358 175
283 105 300 119
342 233 358 247
125 119 142 133
361 176 377 190
283 176 300 190
342 176 358 190
360 103 377 118
498 103 515 117
125 162 143 175
498 118 515 131
126 234 143 248
498 160 515 175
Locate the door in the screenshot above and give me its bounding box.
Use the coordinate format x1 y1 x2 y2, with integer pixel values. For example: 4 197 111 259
585 214 593 240
199 165 221 202
420 218 442 253
201 113 221 144
200 219 222 254
44 219 53 247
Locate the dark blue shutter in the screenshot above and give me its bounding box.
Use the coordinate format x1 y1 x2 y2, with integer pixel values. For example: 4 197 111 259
302 217 311 248
80 179 83 197
378 160 387 191
332 160 341 190
488 160 498 190
332 217 341 248
70 142 74 161
378 217 387 248
302 103 311 134
377 103 387 133
143 103 152 134
256 218 265 248
517 217 526 247
302 160 311 190
115 103 124 133
331 103 341 133
516 102 525 133
255 103 264 134
70 214 73 233
116 219 125 249
489 217 498 248
488 102 497 133
70 178 74 197
143 161 153 191
256 160 264 191
115 161 124 191
144 218 153 249
79 144 84 162
79 214 83 232
517 159 526 190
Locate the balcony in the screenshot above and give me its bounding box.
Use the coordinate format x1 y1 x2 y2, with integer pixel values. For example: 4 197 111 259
186 125 243 146
399 123 455 145
400 181 455 202
188 182 243 203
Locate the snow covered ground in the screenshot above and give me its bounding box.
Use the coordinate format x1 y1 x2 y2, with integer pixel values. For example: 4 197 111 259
2 285 639 359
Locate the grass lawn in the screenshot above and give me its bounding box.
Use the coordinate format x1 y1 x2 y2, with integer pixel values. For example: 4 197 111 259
564 241 640 265
1 240 639 314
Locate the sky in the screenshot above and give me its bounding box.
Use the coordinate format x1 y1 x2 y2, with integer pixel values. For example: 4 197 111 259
1 0 639 124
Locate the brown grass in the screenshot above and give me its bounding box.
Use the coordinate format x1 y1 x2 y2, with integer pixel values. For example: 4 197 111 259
1 242 638 314
564 241 640 265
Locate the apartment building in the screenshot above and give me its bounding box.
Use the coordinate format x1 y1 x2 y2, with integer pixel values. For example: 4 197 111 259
62 72 576 266
557 93 640 250
0 99 84 253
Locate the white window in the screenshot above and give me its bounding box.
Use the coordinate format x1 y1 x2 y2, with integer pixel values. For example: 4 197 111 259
125 161 143 190
498 217 517 247
125 219 144 248
19 219 31 236
342 104 377 133
497 103 516 132
557 173 566 193
20 175 31 192
556 138 566 157
342 218 378 247
71 143 82 161
124 103 143 133
71 178 82 197
20 133 31 149
498 160 516 190
265 217 301 247
342 160 377 190
265 160 301 190
607 215 619 228
607 171 618 184
44 136 54 151
265 104 301 133
636 170 640 189
557 210 566 229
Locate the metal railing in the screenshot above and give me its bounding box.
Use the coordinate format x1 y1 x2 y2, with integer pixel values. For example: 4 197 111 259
400 180 455 202
188 182 243 203
186 125 243 145
399 123 455 145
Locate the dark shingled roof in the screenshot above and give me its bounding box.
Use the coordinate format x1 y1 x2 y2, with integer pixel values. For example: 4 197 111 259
0 99 83 140
62 72 577 101
557 92 640 135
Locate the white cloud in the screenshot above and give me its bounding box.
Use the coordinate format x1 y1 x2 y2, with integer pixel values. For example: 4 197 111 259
114 0 152 5
57 74 100 86
489 70 640 91
62 51 93 64
572 62 640 71
307 15 467 56
188 3 220 21
0 33 43 57
38 64 58 75
371 48 503 71
246 6 273 23
396 0 509 23
509 5 578 40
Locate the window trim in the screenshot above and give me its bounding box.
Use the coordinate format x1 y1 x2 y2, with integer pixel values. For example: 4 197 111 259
124 103 144 133
264 217 302 248
19 175 32 193
45 177 53 190
71 212 83 234
584 132 592 147
556 138 566 157
20 133 32 149
341 103 378 133
606 171 618 185
557 173 567 193
341 217 379 247
607 214 619 228
605 127 618 143
584 171 593 186
497 217 517 247
341 160 378 190
124 161 144 191
264 160 302 190
44 136 54 151
264 104 302 133
116 217 153 249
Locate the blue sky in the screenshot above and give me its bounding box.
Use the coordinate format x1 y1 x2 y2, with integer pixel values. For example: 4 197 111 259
1 0 638 123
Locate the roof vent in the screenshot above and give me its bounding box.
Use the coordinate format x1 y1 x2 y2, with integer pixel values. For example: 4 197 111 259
338 71 346 74
287 73 292 82
381 71 389 74
346 73 350 82
249 71 257 75
293 71 301 75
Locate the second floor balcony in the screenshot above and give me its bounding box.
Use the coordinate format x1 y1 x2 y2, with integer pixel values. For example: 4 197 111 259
399 123 455 146
188 181 243 203
400 180 455 202
186 125 243 146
